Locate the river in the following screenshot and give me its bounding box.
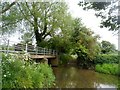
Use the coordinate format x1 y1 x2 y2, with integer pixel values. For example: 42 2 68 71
52 66 119 88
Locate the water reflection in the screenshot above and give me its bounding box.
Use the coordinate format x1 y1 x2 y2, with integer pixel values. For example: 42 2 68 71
52 66 119 88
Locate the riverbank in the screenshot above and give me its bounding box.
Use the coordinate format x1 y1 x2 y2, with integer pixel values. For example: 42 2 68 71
95 64 119 76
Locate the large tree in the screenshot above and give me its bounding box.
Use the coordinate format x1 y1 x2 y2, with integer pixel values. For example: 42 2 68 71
78 0 120 31
1 2 71 47
70 18 100 69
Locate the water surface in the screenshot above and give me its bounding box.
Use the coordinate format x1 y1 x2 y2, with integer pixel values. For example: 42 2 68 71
52 66 119 88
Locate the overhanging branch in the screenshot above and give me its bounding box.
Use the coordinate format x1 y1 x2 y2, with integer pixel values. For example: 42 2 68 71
0 2 16 14
17 3 34 26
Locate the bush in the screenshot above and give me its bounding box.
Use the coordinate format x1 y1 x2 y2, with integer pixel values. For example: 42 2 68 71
94 54 118 64
2 53 55 88
59 54 73 65
95 64 119 75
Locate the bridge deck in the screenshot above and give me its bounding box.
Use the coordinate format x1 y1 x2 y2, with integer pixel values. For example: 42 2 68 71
30 55 56 59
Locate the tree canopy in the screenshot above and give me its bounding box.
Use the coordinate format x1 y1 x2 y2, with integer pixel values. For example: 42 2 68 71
101 40 116 54
70 18 100 68
1 2 72 47
78 0 120 31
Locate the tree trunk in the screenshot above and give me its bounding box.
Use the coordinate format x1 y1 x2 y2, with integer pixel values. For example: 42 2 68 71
33 17 43 47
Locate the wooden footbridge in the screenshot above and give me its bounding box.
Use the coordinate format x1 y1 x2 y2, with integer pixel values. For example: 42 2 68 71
0 43 58 66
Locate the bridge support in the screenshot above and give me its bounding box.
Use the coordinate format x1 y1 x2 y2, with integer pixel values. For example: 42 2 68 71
48 57 59 67
31 56 58 67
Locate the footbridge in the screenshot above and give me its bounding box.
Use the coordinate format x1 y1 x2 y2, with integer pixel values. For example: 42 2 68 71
0 42 58 66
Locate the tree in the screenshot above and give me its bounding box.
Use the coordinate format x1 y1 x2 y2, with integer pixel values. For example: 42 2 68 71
1 2 23 35
70 18 100 68
101 40 116 54
21 32 33 44
0 1 16 14
47 14 73 54
1 2 71 47
78 1 120 31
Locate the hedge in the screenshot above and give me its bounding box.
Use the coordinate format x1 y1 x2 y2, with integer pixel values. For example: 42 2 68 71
94 54 119 64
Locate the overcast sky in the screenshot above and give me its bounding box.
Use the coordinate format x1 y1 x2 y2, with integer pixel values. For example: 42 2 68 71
65 0 118 49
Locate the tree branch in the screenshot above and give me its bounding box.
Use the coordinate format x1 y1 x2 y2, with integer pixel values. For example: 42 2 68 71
41 9 47 36
43 31 51 39
25 2 35 17
17 3 34 26
0 2 16 14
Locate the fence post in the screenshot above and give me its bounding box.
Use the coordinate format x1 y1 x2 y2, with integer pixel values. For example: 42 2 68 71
52 50 54 55
7 40 9 55
36 47 37 55
49 49 51 55
44 48 45 55
25 43 28 53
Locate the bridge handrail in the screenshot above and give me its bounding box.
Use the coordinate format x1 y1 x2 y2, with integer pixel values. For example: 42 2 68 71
0 43 57 56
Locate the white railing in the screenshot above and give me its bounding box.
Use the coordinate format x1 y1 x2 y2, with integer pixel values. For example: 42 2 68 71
0 41 57 56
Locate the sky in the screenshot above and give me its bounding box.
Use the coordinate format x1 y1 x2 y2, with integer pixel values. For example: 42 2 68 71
66 0 118 49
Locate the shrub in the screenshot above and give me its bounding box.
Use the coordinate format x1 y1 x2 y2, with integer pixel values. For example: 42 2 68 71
94 54 118 64
59 54 73 65
95 64 119 75
2 53 55 88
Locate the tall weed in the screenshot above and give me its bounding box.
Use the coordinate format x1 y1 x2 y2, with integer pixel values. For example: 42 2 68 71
2 53 55 88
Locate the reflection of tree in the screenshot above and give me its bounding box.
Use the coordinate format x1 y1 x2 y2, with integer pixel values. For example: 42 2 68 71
53 67 119 88
54 67 77 88
54 67 97 88
95 72 118 88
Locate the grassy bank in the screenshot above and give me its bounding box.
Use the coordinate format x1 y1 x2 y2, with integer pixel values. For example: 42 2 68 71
95 64 119 76
2 53 55 88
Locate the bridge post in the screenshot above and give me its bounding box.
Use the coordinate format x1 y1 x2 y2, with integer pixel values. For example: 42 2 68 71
49 49 51 55
36 47 38 55
53 50 55 55
6 40 9 55
49 56 59 67
25 43 28 53
44 48 45 55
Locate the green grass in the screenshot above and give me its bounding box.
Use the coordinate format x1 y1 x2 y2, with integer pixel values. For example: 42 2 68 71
95 64 119 75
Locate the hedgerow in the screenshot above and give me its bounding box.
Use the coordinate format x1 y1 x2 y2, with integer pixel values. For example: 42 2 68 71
94 54 118 64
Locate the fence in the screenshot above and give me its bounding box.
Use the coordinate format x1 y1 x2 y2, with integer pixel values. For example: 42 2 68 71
0 40 57 56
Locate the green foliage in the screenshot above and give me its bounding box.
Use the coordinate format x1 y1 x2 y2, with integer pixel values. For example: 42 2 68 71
70 18 100 68
76 45 94 69
78 1 120 31
94 54 118 64
48 36 72 54
59 54 73 65
2 53 55 88
1 2 23 35
101 40 116 54
1 2 73 47
95 64 119 75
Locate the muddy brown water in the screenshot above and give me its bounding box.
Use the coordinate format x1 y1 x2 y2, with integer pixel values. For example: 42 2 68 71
52 66 119 88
